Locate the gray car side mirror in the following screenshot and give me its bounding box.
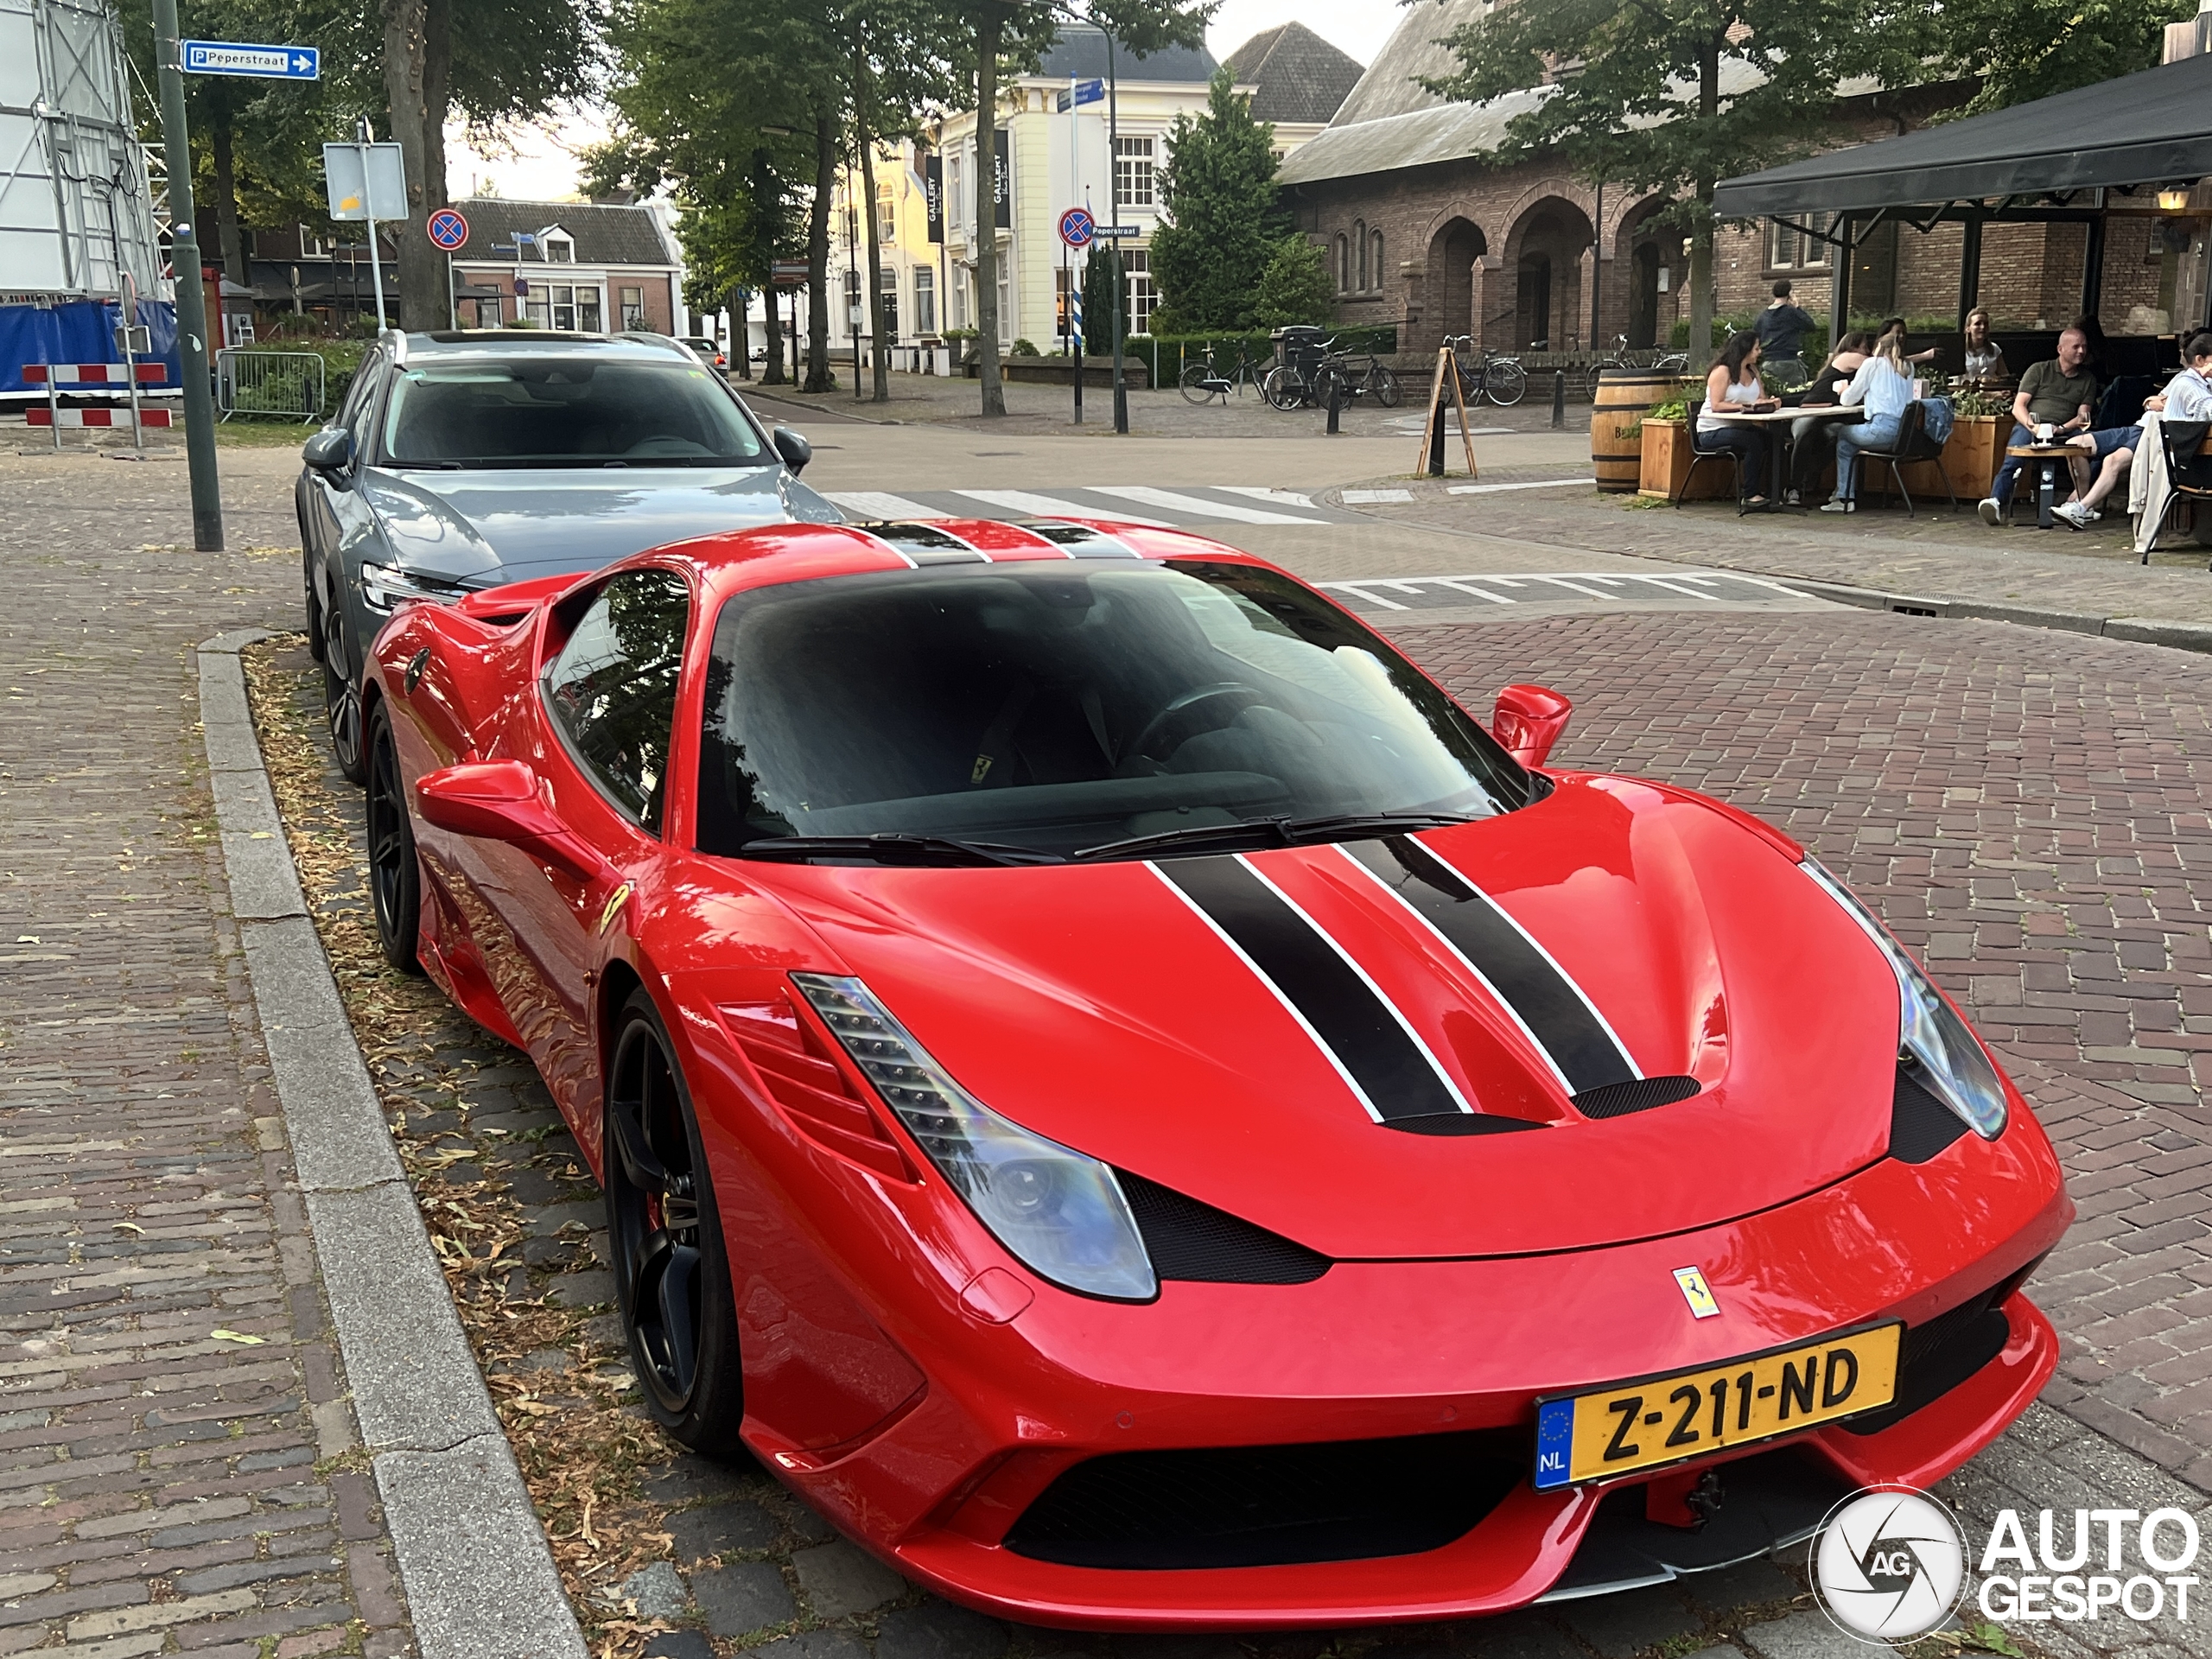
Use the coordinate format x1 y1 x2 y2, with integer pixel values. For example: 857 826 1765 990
302 428 354 474
772 426 812 474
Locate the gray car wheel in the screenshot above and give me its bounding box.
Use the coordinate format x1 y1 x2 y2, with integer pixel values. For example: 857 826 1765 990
322 593 367 785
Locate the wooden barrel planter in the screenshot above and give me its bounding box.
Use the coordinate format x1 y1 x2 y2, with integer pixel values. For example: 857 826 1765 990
1592 369 1685 493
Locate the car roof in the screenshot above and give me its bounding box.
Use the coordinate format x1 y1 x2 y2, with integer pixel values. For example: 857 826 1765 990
390 328 699 365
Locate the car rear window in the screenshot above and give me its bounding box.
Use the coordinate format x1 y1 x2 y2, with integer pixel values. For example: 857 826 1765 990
695 560 1532 861
381 359 767 468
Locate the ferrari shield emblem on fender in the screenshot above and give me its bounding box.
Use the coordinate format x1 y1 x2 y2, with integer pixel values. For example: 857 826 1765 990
1673 1266 1721 1319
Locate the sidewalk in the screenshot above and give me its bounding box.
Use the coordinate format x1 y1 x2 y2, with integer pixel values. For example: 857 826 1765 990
0 454 413 1656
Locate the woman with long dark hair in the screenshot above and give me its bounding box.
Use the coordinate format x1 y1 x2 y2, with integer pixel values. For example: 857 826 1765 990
1695 330 1780 505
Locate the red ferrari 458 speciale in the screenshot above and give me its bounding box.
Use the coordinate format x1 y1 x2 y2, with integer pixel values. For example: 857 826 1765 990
359 517 2069 1630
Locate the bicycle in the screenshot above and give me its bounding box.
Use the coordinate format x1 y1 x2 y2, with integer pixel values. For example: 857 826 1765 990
1179 340 1274 405
1332 347 1402 409
1262 336 1351 410
1443 335 1529 407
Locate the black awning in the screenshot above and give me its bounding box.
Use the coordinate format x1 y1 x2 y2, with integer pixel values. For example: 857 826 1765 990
1713 50 2212 217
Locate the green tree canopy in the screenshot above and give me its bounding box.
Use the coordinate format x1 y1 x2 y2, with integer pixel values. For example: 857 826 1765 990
1904 0 2200 115
1250 232 1332 328
1147 66 1281 334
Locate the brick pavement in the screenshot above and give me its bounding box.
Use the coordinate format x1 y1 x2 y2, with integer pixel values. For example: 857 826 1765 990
1397 608 2212 1492
0 452 413 1656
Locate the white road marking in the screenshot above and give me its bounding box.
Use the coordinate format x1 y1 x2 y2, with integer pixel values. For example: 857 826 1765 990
1445 477 1599 495
824 490 945 520
1434 579 1516 604
952 489 1173 525
1217 486 1318 510
1341 488 1414 504
1329 582 1411 611
1087 485 1325 524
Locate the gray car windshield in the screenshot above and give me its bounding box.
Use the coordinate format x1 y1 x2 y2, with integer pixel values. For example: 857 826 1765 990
381 359 768 468
695 560 1531 862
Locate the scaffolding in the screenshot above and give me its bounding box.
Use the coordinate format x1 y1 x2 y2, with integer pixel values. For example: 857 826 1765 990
0 0 164 301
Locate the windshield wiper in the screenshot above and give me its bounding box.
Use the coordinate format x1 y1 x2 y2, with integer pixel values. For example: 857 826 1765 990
738 834 1065 868
1074 811 1478 862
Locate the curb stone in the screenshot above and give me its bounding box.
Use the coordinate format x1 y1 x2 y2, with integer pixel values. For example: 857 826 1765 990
196 630 589 1659
1727 580 2212 653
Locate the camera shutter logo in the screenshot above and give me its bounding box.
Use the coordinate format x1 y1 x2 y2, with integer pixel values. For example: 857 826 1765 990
1813 1486 1967 1642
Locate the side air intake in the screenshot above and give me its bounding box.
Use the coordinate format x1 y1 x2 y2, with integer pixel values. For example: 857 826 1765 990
1889 1063 1970 1163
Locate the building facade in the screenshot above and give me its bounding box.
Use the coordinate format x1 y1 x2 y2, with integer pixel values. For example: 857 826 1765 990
445 199 684 335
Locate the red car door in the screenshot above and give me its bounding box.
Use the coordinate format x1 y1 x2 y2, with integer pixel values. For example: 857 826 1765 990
467 567 693 1136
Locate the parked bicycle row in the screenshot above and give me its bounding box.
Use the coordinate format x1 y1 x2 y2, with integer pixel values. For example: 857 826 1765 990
1179 330 1548 411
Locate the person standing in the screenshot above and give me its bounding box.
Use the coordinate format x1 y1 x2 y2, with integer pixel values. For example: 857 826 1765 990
1978 327 2098 525
1823 334 1916 513
1753 281 1818 386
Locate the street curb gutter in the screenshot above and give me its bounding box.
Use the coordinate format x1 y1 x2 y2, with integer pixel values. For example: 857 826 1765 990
197 630 589 1659
1756 579 2212 654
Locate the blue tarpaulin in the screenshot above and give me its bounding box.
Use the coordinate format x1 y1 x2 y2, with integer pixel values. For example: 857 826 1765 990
0 299 182 394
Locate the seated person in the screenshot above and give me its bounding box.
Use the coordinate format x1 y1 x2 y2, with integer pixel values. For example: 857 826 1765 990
1879 317 1938 366
1788 331 1873 504
1823 334 1916 513
1694 331 1781 505
1961 308 2006 385
1979 327 2097 524
2053 423 2140 529
2146 332 2212 423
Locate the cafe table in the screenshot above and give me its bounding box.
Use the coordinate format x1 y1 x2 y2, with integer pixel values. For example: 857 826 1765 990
2004 443 2085 530
1707 405 1863 511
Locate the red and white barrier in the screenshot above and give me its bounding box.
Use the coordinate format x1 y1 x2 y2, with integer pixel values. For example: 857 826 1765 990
29 406 175 427
23 363 168 385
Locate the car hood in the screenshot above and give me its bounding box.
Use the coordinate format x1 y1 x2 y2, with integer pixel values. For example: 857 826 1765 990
359 465 842 582
750 776 1908 1260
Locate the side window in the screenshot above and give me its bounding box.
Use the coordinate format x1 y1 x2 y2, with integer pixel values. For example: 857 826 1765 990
543 570 691 834
334 358 386 448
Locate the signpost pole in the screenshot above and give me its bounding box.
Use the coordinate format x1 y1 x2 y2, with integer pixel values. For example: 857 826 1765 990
152 0 222 550
1105 29 1125 435
359 130 387 333
120 272 143 454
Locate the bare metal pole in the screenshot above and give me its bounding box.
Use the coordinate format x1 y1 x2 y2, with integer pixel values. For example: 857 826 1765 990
151 0 222 548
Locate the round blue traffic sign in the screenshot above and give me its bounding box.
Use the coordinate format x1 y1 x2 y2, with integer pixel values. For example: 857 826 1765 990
1058 207 1095 250
427 207 469 251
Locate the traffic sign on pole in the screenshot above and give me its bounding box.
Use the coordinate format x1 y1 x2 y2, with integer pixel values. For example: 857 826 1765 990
181 40 318 78
427 207 469 251
1058 207 1095 250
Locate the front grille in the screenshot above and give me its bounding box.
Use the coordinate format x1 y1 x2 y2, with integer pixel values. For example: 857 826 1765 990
1574 1075 1701 1119
1841 1286 2011 1436
1890 1063 1970 1163
1116 1171 1331 1285
1003 1427 1525 1570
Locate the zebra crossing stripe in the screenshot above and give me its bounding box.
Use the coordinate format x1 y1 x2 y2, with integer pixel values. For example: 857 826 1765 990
1086 485 1325 524
953 489 1173 524
825 491 945 521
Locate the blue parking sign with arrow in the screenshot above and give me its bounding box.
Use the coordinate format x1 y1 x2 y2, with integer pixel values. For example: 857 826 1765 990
181 41 320 79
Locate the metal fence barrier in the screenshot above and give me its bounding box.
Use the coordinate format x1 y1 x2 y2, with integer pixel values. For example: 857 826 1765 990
215 350 327 421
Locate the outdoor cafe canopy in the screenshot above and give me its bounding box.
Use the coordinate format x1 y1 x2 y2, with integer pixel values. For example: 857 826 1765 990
1712 49 2212 217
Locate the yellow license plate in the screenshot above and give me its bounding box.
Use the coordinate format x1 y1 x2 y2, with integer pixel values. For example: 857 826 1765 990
1533 1323 1901 1490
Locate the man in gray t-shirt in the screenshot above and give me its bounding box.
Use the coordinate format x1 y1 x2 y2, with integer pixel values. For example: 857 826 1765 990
1752 281 1818 383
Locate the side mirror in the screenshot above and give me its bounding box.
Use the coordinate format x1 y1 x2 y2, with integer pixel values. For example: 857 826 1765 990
302 428 353 474
1491 683 1573 770
771 425 812 474
415 760 612 884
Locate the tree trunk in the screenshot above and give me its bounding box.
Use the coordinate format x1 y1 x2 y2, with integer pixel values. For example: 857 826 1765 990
379 0 454 330
973 4 1006 416
857 35 888 401
208 102 248 290
1688 37 1719 368
804 106 835 391
728 283 751 378
763 283 785 384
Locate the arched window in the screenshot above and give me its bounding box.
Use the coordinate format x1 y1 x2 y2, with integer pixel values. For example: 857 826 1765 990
1335 234 1350 293
1370 230 1385 289
1355 219 1368 289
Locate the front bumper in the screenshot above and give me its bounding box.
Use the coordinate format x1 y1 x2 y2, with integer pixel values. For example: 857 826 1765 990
738 1122 2070 1630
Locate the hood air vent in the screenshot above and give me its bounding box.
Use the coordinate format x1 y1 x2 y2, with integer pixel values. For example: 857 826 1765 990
1573 1075 1701 1119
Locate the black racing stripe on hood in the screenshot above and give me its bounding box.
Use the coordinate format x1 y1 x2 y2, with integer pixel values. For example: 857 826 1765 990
1153 855 1464 1124
862 522 991 564
1341 837 1638 1096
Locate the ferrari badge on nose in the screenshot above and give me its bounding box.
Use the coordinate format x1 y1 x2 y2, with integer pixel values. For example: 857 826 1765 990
1674 1266 1722 1319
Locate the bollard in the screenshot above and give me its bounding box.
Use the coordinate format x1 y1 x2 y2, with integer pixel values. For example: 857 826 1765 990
1326 376 1342 434
1551 368 1567 429
1428 396 1446 477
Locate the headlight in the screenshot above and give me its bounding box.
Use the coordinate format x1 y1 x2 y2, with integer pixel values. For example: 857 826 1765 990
1803 861 2006 1139
793 974 1156 1301
360 561 468 614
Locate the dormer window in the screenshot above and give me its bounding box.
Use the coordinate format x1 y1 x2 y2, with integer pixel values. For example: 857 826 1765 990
541 227 575 263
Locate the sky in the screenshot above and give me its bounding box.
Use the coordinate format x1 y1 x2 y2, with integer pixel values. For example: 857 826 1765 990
446 2 1404 205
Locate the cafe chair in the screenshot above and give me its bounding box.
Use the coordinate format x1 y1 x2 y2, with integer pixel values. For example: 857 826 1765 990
2143 418 2212 567
1676 399 1745 511
1840 402 1957 519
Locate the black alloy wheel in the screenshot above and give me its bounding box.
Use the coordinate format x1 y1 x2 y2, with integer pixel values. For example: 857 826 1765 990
605 988 745 1456
323 593 368 785
365 699 423 975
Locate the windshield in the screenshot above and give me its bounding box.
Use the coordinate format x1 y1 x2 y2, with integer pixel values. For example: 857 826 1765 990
380 359 768 468
695 561 1531 862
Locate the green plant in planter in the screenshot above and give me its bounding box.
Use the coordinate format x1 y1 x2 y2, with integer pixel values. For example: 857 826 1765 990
1955 389 2006 418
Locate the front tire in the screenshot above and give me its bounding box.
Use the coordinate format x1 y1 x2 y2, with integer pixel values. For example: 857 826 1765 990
605 988 747 1458
1368 365 1402 408
322 596 367 785
1487 360 1529 406
365 699 423 975
1262 366 1301 411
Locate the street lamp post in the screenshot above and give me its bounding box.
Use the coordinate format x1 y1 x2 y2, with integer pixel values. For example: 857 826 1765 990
1105 23 1126 435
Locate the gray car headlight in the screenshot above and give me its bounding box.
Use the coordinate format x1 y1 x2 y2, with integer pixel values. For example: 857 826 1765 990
1803 861 2007 1139
360 561 468 615
793 974 1157 1301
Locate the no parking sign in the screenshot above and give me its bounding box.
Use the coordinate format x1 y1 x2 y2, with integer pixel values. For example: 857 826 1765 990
427 207 469 251
1058 207 1095 250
